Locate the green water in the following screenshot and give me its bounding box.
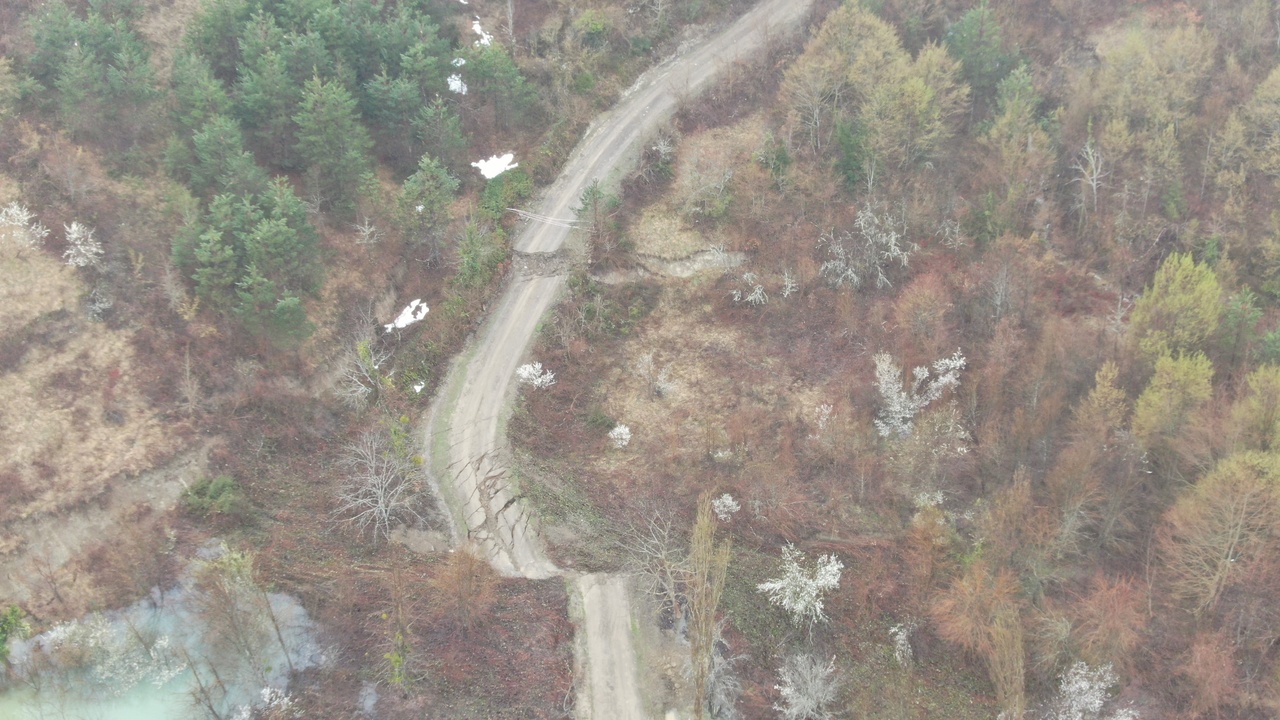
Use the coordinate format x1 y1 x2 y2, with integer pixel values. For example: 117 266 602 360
0 675 192 720
0 575 318 720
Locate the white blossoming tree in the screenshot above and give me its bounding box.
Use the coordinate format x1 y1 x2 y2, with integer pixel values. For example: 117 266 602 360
516 362 556 388
873 349 966 437
1045 662 1138 720
712 493 740 521
608 423 632 448
890 620 916 668
62 221 102 268
0 202 50 254
757 545 843 629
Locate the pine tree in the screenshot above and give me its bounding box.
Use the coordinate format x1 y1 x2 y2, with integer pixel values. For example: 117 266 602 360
294 75 373 217
399 153 459 262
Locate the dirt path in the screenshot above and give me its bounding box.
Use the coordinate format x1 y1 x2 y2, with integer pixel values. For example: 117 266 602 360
422 1 815 716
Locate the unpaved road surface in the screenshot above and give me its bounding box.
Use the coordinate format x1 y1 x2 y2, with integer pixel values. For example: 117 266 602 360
422 1 815 716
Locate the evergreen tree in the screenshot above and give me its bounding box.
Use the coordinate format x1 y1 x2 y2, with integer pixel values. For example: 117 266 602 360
171 52 232 134
413 97 467 172
190 115 269 198
182 0 254 82
945 0 1013 108
294 75 373 217
466 45 536 132
398 153 459 262
234 49 300 168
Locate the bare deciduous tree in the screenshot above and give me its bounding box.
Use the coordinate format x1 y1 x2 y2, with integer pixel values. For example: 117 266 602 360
1071 136 1108 229
334 430 423 543
624 512 688 630
774 654 841 720
429 544 499 638
335 340 391 409
819 202 916 291
636 353 677 398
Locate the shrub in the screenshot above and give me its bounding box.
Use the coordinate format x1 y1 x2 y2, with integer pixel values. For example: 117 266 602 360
184 474 249 519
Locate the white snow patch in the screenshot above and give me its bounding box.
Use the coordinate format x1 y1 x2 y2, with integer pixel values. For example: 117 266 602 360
471 153 518 179
451 57 466 67
472 19 493 46
447 74 468 94
385 299 428 332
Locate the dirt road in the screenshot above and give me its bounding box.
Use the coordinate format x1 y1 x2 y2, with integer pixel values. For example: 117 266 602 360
422 1 815 716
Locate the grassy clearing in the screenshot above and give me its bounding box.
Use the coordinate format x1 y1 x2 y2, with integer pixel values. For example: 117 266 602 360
841 623 995 720
719 544 796 659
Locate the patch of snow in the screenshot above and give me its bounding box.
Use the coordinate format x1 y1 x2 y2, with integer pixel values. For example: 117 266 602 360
472 18 493 46
385 299 428 332
447 74 467 94
451 57 466 67
471 153 518 179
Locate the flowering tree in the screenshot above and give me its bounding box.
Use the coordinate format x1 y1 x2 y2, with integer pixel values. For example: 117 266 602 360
1044 662 1138 720
757 545 843 629
516 362 556 388
62 221 102 267
712 493 740 521
230 687 301 720
873 350 966 437
608 424 632 448
0 202 50 254
890 620 917 668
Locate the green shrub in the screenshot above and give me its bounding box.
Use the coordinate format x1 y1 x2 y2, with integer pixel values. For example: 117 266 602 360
479 168 533 220
184 474 248 519
584 406 615 431
0 605 29 662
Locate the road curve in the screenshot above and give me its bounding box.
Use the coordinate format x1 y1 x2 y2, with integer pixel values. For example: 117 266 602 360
422 1 815 716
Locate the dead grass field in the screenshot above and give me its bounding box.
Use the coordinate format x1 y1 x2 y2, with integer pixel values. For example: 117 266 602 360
627 116 770 260
0 176 189 611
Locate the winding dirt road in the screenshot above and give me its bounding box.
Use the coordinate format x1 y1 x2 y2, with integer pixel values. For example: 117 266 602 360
422 1 814 716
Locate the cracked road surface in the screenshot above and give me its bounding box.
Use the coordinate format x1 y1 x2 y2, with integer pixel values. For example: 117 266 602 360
422 1 815 716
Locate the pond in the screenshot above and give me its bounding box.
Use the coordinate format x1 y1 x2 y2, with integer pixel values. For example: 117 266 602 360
0 545 320 720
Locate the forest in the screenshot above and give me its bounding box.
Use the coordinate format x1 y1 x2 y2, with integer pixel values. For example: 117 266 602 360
2 0 1280 718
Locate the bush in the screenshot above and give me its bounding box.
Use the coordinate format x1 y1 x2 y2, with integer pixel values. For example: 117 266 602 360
0 605 30 662
184 474 249 519
479 168 533 220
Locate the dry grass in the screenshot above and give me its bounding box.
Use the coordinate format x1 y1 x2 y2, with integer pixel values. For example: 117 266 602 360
627 116 769 260
585 282 823 494
627 206 714 259
0 227 182 528
0 242 79 334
